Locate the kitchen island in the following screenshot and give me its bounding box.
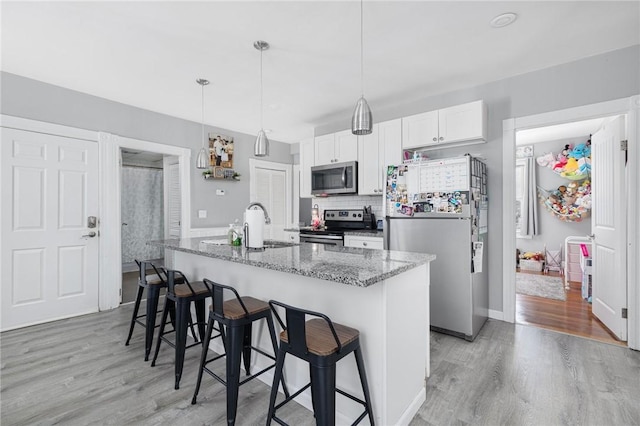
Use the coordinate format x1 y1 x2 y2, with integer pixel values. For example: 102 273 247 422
150 237 435 425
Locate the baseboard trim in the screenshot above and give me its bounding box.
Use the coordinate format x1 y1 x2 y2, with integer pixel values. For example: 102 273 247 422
396 387 426 426
488 309 504 321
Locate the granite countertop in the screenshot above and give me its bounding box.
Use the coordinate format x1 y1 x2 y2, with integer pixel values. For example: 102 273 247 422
149 237 435 288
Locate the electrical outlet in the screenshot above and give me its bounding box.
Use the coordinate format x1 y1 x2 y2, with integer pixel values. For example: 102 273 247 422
216 189 225 196
198 210 207 218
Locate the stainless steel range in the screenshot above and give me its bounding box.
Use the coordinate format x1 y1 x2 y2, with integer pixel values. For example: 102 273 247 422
299 208 375 246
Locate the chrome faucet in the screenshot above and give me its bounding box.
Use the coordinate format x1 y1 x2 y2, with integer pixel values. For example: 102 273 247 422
246 202 271 224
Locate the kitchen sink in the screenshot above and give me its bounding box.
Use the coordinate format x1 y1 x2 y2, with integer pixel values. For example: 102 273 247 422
262 240 299 249
201 239 298 249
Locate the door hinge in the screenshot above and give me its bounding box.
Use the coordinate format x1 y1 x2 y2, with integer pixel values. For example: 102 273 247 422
119 288 122 296
620 140 628 151
622 308 628 319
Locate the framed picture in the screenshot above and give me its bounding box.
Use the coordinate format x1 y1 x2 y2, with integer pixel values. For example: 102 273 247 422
208 133 234 169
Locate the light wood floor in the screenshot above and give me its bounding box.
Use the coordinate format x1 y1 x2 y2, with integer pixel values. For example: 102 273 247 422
515 269 624 346
2 305 639 425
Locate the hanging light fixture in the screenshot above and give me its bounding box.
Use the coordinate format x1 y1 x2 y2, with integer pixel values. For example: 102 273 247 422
351 0 372 135
254 40 270 157
195 78 210 169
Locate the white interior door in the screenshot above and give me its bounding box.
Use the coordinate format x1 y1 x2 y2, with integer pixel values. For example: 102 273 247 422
591 115 627 341
249 159 292 241
1 128 99 331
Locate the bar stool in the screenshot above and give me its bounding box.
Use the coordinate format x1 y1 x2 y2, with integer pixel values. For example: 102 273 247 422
124 260 184 361
191 278 289 426
150 269 209 389
266 300 374 426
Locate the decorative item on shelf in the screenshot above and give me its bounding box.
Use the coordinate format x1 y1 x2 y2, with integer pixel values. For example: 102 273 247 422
202 167 241 181
195 78 210 169
519 251 544 271
351 0 372 135
537 179 591 222
254 40 270 157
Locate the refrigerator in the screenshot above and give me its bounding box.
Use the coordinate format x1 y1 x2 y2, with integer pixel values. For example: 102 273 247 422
384 155 488 341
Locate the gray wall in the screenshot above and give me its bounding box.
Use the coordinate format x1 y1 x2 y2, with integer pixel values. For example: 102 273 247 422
315 45 640 312
0 72 293 227
517 137 592 255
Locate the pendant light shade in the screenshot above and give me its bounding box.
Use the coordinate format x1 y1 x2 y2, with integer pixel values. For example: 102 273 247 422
196 78 210 169
351 0 373 135
255 129 269 157
352 96 373 135
254 40 270 157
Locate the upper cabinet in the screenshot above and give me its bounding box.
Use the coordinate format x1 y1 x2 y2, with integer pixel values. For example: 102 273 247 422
299 137 314 198
358 119 402 195
402 100 487 149
315 130 358 166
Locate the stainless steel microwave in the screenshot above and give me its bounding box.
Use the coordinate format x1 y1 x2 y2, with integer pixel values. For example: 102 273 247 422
311 161 358 195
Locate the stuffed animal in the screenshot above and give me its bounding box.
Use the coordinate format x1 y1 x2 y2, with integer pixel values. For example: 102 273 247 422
577 157 591 175
569 142 591 159
553 157 568 170
536 152 558 168
562 158 579 173
559 144 572 161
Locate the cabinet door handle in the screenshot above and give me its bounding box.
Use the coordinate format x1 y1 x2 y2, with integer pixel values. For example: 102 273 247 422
439 136 444 141
363 242 368 246
433 137 437 142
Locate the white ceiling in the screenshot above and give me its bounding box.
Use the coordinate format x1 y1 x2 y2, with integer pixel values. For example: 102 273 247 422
2 1 639 143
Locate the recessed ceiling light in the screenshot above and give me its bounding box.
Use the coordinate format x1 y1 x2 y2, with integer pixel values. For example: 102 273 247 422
490 12 517 28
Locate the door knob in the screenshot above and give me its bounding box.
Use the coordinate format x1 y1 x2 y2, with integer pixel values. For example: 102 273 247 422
82 231 97 238
122 223 128 226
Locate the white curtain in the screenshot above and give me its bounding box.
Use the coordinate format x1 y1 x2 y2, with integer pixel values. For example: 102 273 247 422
515 157 539 237
121 166 164 263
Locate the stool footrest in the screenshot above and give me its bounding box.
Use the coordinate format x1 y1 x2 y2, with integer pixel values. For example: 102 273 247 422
274 382 312 411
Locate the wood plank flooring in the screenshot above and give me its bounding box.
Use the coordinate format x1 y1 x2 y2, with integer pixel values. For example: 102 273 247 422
2 305 639 425
515 269 624 346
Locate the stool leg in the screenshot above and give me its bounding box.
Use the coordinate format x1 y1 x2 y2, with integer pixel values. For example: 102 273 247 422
242 323 252 376
174 299 191 390
144 285 161 361
125 285 144 346
195 299 207 342
311 364 336 426
226 324 244 426
192 314 216 405
265 315 289 398
266 347 287 426
354 347 374 425
151 298 171 367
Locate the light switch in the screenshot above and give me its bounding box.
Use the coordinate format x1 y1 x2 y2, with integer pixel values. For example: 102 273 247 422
216 189 225 196
198 210 207 219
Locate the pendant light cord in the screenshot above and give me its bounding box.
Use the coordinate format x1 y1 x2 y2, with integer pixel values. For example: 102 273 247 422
260 47 264 130
201 83 205 149
360 0 364 97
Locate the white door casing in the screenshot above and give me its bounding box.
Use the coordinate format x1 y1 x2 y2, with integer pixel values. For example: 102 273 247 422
1 127 99 331
249 159 292 241
164 159 182 238
591 115 627 340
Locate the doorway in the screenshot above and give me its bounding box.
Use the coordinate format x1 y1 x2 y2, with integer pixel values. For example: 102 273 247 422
513 118 623 345
119 149 175 304
502 96 640 350
249 158 292 241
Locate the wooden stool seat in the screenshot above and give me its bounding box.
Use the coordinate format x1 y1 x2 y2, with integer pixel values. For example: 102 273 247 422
216 296 270 320
173 281 209 297
280 318 359 356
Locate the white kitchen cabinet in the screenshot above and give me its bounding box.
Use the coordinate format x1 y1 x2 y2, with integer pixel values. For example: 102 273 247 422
344 235 384 250
358 119 402 195
402 100 487 149
283 231 300 244
299 137 314 198
314 130 358 166
402 110 439 149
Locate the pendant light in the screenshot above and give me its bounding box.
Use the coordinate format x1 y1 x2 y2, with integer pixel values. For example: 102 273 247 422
254 40 270 157
195 78 210 169
351 0 372 135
